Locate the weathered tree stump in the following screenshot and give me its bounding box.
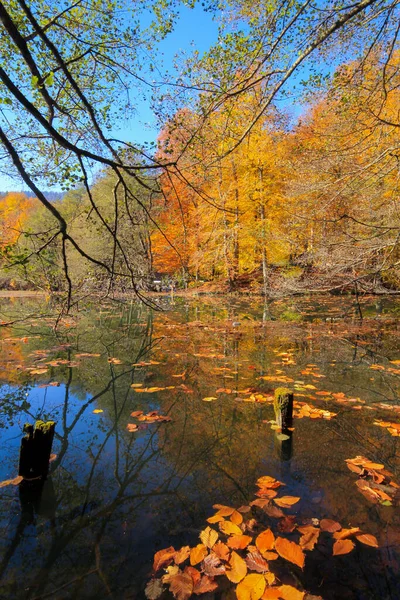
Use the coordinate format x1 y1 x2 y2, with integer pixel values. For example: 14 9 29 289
18 420 55 480
274 387 293 430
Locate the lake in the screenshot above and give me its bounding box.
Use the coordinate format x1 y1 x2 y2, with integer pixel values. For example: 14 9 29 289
0 294 399 599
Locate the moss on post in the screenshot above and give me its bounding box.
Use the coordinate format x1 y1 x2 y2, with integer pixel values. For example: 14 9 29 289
274 387 293 430
18 420 55 480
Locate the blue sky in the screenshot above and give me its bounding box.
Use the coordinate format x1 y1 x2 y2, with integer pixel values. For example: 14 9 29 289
0 5 219 192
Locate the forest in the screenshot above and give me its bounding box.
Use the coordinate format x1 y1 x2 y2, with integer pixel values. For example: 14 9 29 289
0 0 399 303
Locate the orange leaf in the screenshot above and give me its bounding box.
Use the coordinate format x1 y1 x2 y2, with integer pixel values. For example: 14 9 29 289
275 537 305 569
231 510 244 525
174 546 191 565
226 550 247 583
261 588 281 599
274 496 300 508
333 528 360 540
256 529 275 554
333 539 355 556
320 519 341 533
355 533 378 547
126 423 138 432
213 541 230 561
207 513 225 524
169 571 193 600
278 584 305 600
190 544 208 566
213 504 235 516
227 535 252 550
0 476 23 488
192 574 218 595
153 546 175 572
298 526 320 551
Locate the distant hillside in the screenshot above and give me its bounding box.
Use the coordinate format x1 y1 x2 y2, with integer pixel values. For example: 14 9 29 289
0 190 65 202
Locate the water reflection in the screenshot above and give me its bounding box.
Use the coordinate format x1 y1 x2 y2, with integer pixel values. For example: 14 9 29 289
0 295 399 598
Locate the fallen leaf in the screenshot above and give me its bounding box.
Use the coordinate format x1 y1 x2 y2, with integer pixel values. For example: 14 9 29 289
192 575 218 595
261 589 281 599
190 544 208 566
126 423 138 432
145 578 164 599
355 533 378 547
332 539 355 556
213 541 230 561
274 496 300 508
320 519 341 533
153 546 175 572
298 526 320 551
0 476 23 488
256 529 275 554
231 510 244 525
174 546 191 565
226 550 247 583
278 516 297 533
236 573 266 600
130 410 144 417
333 528 360 540
275 537 305 569
169 571 193 600
199 527 218 549
219 520 243 536
278 584 305 600
202 552 226 576
93 409 103 414
245 550 269 573
227 535 252 550
202 397 217 402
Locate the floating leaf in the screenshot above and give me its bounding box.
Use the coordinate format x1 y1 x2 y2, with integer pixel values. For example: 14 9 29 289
261 589 281 599
231 510 244 525
0 476 23 488
192 574 218 595
278 516 297 533
200 526 218 549
126 423 138 432
275 537 305 569
278 584 305 600
93 409 103 414
245 550 269 573
207 513 226 524
190 544 208 566
333 539 355 556
274 496 300 508
213 504 235 516
256 529 275 554
298 526 320 551
174 546 191 565
213 541 230 561
145 578 164 599
320 519 341 533
219 520 243 536
130 410 143 417
236 573 266 600
202 397 217 402
227 535 252 550
355 533 378 547
226 550 247 583
169 571 193 600
153 546 175 572
333 528 360 540
202 552 226 576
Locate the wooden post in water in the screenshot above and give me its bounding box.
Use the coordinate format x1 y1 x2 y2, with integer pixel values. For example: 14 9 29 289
274 388 293 430
18 420 55 480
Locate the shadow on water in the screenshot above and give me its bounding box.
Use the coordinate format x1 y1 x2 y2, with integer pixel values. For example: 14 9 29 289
0 295 399 598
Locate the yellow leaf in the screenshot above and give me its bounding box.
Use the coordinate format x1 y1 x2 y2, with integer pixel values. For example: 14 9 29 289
93 409 103 414
236 573 266 600
226 550 247 583
200 526 219 549
202 397 218 401
190 544 208 566
220 521 243 536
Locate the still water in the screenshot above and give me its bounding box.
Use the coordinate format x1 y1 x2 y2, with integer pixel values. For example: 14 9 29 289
0 295 399 599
